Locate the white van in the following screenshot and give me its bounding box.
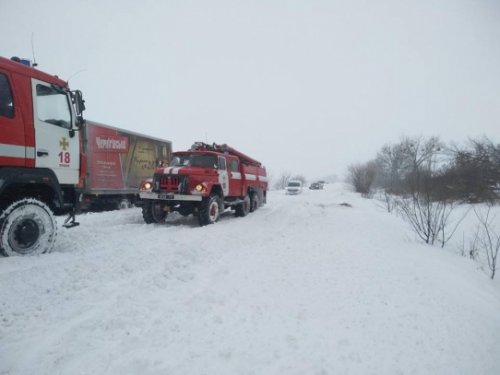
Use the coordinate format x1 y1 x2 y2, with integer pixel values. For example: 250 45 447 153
285 180 303 195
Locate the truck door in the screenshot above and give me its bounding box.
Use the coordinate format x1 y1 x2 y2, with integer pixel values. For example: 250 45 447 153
0 71 28 167
32 79 80 184
227 157 243 197
218 156 229 196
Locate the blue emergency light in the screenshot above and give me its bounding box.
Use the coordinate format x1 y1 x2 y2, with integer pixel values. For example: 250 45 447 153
19 59 32 67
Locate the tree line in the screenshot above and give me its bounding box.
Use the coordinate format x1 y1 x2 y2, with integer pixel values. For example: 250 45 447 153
349 136 500 202
348 136 500 279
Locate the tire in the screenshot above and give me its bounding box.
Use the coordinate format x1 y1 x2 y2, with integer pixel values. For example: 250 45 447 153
250 192 260 212
198 194 222 226
178 205 192 217
0 198 57 256
142 200 167 224
235 194 250 217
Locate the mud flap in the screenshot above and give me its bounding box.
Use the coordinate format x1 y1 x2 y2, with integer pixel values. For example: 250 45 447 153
63 211 80 228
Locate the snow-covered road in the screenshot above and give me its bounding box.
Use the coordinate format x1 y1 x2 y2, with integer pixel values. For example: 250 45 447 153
1 183 499 374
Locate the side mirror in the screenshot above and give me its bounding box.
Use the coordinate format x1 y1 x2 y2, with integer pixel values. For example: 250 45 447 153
72 90 85 128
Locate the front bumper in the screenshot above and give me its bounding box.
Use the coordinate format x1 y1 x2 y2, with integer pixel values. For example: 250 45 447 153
140 191 203 202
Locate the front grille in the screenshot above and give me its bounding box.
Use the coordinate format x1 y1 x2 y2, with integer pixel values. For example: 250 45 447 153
154 174 189 193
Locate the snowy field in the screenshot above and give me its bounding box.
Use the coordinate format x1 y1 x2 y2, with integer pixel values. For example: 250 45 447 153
1 183 499 375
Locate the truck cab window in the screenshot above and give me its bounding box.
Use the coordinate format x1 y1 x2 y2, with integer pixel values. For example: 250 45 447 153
0 73 14 118
191 154 217 168
36 84 71 129
218 157 226 170
229 160 239 171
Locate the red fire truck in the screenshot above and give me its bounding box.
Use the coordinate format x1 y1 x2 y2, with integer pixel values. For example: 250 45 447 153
0 56 85 256
139 142 268 225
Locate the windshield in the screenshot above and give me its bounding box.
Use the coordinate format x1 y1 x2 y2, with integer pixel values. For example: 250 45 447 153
288 181 301 187
170 154 218 168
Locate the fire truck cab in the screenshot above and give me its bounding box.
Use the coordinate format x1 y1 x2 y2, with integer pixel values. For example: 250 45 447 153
0 56 85 256
140 142 268 225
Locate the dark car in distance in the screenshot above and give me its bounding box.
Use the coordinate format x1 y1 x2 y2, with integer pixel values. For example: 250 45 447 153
309 181 324 190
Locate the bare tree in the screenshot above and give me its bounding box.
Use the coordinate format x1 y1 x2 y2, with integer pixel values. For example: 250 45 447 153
396 193 457 246
390 136 468 247
438 204 471 248
347 161 377 197
374 136 444 195
399 136 443 195
273 171 292 190
374 142 409 194
458 231 480 260
473 204 500 279
375 190 396 213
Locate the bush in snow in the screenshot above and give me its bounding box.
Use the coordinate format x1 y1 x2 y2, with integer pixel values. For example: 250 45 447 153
347 161 376 197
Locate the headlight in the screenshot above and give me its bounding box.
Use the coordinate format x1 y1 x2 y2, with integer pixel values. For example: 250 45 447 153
192 183 208 195
144 182 152 190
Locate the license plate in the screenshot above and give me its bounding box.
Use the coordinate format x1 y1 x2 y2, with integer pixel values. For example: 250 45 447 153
158 193 174 200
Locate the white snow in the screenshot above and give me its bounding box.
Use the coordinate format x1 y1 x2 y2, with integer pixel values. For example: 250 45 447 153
1 183 499 375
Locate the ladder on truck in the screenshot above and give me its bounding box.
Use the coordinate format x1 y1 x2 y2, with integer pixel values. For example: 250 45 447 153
189 142 262 166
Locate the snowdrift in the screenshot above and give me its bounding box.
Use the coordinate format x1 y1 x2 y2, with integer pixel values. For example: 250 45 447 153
1 183 499 374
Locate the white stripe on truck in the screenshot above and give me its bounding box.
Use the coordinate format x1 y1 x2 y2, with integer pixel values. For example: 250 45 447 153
0 143 35 159
163 167 181 174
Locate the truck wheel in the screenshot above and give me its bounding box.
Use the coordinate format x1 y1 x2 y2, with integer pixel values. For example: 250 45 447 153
142 201 167 224
250 192 260 212
178 206 192 217
198 195 221 226
0 199 57 256
235 195 251 217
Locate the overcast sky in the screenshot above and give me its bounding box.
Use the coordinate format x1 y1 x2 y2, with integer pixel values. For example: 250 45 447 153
1 0 499 180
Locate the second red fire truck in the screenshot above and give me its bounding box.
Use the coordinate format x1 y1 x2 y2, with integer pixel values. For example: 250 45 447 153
140 142 268 225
